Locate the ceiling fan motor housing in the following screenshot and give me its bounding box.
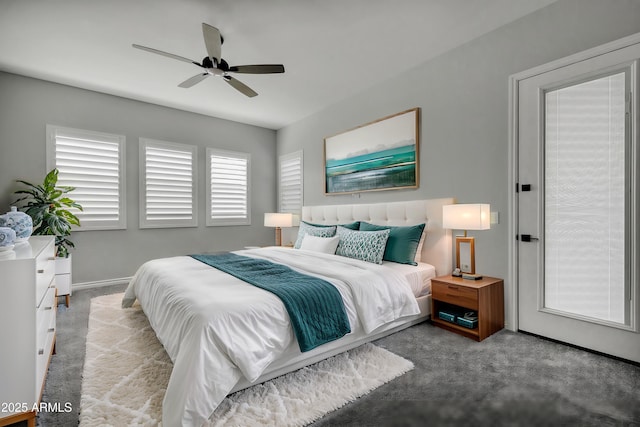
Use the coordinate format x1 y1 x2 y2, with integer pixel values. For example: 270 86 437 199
202 57 230 71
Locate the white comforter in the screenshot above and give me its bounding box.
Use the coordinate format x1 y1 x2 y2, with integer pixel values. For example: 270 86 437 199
122 247 419 427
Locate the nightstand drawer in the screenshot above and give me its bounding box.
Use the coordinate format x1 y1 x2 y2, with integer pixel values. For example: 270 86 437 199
432 281 478 310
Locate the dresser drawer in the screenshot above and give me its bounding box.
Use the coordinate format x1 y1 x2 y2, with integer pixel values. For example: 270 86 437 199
35 241 56 306
432 281 478 310
36 287 56 354
56 273 71 296
36 286 56 396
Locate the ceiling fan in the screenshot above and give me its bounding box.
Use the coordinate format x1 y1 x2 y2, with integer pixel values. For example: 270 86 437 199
132 23 285 98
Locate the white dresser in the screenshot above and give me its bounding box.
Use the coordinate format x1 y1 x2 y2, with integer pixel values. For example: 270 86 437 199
0 236 57 427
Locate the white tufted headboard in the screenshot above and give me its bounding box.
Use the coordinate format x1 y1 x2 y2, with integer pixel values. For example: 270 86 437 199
301 198 454 276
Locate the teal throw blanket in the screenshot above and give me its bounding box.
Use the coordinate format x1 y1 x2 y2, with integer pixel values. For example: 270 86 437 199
190 253 351 352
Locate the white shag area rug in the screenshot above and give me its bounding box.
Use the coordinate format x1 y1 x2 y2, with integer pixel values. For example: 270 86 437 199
80 293 414 427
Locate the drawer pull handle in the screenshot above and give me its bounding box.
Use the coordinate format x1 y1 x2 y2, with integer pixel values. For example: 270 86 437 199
445 293 460 298
38 349 44 355
447 286 458 290
48 328 55 333
38 269 45 274
44 306 53 311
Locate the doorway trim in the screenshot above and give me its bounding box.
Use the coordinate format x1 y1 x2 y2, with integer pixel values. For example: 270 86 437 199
507 31 640 332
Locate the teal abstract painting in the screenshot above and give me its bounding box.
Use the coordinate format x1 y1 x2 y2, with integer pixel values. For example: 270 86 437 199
324 108 419 194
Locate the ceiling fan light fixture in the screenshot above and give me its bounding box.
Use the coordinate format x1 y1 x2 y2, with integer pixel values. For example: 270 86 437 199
206 68 224 77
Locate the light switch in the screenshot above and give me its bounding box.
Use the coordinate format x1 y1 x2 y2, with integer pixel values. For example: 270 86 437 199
491 211 499 225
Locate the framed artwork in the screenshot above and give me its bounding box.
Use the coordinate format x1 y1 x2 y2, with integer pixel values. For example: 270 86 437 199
324 108 419 194
456 237 476 274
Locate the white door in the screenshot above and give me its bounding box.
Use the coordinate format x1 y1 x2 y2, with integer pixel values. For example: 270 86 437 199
516 41 640 363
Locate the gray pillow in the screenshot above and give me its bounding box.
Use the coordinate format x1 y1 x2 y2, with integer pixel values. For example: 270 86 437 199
294 222 337 249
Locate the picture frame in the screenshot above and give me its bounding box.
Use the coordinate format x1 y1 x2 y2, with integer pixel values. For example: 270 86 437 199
456 237 476 274
324 108 420 195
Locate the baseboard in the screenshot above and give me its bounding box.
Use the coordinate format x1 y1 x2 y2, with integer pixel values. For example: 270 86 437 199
72 277 132 291
518 329 640 367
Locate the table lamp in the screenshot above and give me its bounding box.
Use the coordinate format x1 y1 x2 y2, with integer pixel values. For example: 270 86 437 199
442 204 490 279
264 213 294 246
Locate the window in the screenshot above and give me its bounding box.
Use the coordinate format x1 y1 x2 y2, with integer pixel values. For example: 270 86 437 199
206 148 251 226
46 125 126 230
139 138 197 228
279 150 303 214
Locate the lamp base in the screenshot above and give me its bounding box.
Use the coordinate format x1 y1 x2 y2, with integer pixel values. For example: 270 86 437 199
275 227 282 246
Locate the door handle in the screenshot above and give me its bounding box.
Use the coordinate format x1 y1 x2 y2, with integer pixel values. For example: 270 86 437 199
519 234 539 242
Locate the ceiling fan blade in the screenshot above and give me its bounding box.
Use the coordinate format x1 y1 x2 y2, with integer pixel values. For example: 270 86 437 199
228 64 285 74
224 76 258 98
132 44 201 66
202 23 222 65
178 73 209 88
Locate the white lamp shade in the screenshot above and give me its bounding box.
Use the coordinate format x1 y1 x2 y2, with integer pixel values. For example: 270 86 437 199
442 204 490 231
264 212 294 228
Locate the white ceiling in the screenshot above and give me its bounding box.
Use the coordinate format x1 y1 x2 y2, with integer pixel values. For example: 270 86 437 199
0 0 556 130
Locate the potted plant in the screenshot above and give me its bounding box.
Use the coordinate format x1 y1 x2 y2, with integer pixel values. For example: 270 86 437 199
13 168 82 306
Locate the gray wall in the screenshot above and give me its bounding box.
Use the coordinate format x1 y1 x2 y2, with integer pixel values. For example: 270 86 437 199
276 0 640 322
0 73 277 283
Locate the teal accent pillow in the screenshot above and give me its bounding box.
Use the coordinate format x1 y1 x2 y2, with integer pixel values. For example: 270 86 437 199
359 222 426 266
335 226 391 264
304 220 360 230
294 222 337 249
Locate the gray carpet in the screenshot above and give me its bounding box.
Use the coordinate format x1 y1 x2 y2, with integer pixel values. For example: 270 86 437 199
35 285 639 427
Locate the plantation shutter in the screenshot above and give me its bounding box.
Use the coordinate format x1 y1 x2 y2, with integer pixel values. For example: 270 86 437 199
46 125 126 230
140 139 197 228
279 151 303 213
207 148 251 226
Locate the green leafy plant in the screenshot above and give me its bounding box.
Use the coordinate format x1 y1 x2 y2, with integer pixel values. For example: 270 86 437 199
13 168 83 257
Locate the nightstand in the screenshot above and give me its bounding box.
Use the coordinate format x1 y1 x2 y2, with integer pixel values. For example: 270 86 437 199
430 275 504 341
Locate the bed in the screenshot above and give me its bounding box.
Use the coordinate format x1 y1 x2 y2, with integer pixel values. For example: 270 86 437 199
122 198 453 426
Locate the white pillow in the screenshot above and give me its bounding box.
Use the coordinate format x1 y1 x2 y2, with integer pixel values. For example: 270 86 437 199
300 235 340 254
414 227 427 263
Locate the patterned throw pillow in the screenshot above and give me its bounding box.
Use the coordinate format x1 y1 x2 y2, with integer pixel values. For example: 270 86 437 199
294 222 337 249
335 226 391 264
